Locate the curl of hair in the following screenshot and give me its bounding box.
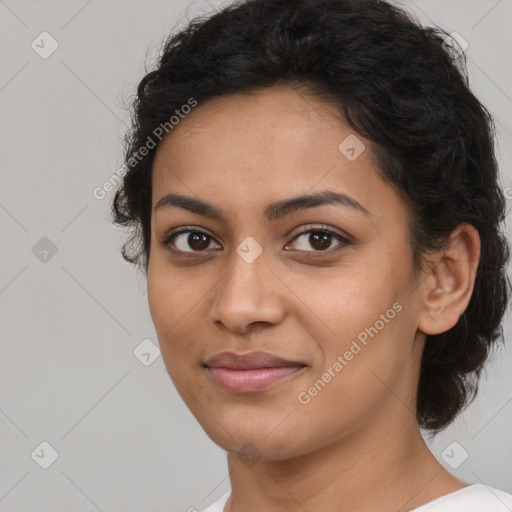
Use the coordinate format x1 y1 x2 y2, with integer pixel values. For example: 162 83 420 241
111 0 511 434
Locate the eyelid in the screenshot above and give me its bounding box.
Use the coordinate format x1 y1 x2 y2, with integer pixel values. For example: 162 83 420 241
284 224 351 255
288 224 351 244
162 226 221 254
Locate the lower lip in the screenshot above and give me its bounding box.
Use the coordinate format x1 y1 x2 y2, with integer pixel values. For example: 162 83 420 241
206 366 306 392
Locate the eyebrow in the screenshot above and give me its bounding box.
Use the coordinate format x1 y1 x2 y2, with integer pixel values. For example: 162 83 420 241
154 190 371 222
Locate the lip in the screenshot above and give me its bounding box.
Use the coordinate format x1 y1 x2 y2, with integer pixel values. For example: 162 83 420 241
204 350 306 369
203 351 308 393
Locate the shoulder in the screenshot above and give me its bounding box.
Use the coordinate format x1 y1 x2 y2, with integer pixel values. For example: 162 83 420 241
411 484 512 511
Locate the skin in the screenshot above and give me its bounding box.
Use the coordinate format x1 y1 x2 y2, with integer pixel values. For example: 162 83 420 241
147 85 480 512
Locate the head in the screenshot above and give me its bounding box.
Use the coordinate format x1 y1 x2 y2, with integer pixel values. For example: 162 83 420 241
112 0 510 458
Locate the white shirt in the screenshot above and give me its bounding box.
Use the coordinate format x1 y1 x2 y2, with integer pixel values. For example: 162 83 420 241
200 484 512 511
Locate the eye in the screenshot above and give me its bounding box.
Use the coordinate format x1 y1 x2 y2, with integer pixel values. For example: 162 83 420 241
162 224 351 256
285 225 350 254
163 228 221 254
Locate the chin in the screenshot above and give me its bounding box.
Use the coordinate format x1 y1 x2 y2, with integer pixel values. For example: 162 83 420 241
201 420 309 462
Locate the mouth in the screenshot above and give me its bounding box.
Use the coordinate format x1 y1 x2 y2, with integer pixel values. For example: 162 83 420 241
203 351 308 393
204 365 307 392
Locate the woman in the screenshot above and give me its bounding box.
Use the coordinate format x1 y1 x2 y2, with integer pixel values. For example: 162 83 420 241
111 0 512 510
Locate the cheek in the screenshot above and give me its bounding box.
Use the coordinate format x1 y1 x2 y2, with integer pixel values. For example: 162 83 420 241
302 269 394 336
147 269 175 333
148 252 200 325
147 265 204 361
302 268 408 375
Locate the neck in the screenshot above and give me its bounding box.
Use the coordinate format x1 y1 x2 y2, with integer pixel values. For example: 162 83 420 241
224 413 466 512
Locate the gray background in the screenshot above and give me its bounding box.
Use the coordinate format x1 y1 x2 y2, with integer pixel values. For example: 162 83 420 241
0 0 511 511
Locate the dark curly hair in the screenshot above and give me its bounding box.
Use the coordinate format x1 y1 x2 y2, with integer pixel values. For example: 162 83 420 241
111 0 511 435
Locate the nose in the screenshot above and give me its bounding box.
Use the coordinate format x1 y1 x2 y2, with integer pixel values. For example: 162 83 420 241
208 249 286 334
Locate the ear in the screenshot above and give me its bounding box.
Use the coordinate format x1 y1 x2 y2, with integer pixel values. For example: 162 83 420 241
417 223 481 336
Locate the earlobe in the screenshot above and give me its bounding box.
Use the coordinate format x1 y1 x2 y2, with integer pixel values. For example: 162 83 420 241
417 223 480 336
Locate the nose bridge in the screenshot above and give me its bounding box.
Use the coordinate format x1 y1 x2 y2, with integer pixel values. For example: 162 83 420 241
208 242 284 332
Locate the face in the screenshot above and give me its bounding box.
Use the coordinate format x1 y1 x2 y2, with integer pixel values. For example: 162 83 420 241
147 86 426 461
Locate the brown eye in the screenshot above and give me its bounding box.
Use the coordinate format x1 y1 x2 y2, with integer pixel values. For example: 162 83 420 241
286 227 349 253
165 229 221 253
308 232 332 250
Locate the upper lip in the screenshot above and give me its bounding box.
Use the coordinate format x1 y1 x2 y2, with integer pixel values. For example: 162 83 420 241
204 351 306 370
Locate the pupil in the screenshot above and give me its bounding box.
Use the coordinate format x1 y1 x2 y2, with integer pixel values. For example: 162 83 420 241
189 233 209 250
311 232 331 250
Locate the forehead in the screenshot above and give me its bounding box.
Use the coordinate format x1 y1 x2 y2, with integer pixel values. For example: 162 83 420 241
151 86 402 222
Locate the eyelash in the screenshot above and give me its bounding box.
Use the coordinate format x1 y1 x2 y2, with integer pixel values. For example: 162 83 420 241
161 225 351 257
